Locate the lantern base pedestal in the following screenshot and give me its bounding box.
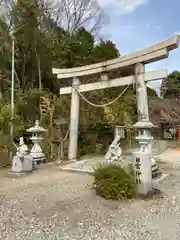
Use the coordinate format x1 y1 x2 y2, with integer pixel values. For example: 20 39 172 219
30 142 47 165
30 152 47 165
132 151 152 196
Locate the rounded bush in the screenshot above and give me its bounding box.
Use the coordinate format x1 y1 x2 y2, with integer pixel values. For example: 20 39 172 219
93 164 136 200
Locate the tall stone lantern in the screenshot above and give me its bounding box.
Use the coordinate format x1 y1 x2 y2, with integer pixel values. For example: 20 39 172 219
26 120 47 165
132 118 155 195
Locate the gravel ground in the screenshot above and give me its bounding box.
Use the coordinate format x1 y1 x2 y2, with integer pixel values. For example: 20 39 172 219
0 162 180 240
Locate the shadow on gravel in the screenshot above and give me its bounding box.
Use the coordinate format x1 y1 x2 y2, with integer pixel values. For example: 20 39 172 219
139 188 164 200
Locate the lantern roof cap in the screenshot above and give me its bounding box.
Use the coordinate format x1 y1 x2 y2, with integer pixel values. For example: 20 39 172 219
26 120 47 133
133 118 155 129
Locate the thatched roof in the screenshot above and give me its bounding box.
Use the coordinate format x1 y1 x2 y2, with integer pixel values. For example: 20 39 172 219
149 98 180 126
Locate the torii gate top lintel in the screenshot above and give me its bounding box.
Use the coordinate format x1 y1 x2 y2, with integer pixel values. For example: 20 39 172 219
52 34 180 80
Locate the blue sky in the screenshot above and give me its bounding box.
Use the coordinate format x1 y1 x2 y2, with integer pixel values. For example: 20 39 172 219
100 0 180 94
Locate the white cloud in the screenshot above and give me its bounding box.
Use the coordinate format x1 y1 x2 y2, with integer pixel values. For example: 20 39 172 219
145 23 162 31
117 0 149 14
99 0 149 15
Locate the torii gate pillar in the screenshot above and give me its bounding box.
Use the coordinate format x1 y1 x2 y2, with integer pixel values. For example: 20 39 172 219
68 77 80 161
135 63 149 120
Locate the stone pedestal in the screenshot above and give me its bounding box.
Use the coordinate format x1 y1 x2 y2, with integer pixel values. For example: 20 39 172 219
11 137 33 175
11 154 33 174
132 152 152 195
23 155 33 171
12 156 23 173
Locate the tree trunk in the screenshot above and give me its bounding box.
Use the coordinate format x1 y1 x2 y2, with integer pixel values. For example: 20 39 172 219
0 90 3 100
35 48 42 90
0 80 3 100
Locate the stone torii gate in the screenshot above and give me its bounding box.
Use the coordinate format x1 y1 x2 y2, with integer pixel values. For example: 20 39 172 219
52 34 180 162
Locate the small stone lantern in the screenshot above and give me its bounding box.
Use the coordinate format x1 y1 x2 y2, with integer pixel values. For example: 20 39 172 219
26 120 47 165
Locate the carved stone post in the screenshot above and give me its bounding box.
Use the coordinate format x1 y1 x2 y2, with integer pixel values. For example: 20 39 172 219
68 77 80 161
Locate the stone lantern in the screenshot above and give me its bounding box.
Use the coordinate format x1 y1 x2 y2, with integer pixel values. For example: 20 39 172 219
132 118 159 195
26 120 47 165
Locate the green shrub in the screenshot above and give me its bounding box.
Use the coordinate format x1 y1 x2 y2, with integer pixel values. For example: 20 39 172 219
93 164 136 200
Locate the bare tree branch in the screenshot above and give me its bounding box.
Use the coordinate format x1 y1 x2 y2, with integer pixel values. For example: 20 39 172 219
51 0 107 36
